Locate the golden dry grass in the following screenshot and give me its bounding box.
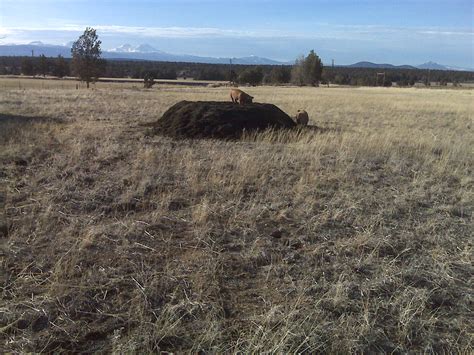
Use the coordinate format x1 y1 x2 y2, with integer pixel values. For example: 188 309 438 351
1 78 473 352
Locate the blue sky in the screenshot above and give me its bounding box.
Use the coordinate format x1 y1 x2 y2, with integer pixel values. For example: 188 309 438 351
1 0 473 67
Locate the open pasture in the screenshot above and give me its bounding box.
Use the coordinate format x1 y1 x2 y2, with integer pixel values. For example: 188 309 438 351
0 79 472 352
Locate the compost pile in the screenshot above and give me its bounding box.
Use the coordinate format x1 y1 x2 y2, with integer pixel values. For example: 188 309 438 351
152 101 296 139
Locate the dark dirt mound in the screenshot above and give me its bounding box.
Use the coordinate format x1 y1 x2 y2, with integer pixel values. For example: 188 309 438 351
152 101 296 139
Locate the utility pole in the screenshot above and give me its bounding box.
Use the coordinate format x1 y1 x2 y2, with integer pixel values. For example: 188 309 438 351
332 59 334 68
229 58 233 85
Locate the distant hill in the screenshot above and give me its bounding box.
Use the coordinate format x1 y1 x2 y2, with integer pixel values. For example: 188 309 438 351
416 61 473 71
417 61 448 70
347 61 473 72
0 43 71 57
347 61 417 70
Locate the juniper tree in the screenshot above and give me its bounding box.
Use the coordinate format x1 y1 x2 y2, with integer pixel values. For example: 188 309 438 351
303 50 323 86
71 27 104 88
38 54 49 77
291 50 323 86
21 57 35 76
53 55 69 78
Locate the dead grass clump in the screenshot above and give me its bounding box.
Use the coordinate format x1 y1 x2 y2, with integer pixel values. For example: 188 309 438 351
1 83 472 352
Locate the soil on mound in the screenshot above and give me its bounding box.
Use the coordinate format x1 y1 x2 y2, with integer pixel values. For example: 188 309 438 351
152 101 296 139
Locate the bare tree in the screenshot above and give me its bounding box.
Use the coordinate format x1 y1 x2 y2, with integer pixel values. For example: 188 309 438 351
291 55 305 86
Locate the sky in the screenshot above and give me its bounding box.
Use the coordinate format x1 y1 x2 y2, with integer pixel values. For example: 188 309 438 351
0 0 473 67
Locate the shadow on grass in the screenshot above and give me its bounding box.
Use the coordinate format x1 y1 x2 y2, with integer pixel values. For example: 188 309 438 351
0 113 64 125
295 124 341 133
144 124 343 143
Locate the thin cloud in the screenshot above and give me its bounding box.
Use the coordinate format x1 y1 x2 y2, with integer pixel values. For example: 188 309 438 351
1 24 472 47
418 30 473 36
2 25 287 39
3 23 473 39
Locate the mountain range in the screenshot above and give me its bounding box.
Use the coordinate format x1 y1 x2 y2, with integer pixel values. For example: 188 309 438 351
347 61 417 70
0 42 472 71
347 61 472 71
0 42 282 65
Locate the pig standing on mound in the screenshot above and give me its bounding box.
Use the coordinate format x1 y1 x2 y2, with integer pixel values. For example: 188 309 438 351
230 89 254 105
294 110 309 125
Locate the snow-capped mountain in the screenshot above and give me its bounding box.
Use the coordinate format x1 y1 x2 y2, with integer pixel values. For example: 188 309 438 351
110 43 165 54
28 41 45 46
0 42 283 65
110 43 136 53
107 44 279 64
232 55 281 65
135 44 161 53
0 41 472 70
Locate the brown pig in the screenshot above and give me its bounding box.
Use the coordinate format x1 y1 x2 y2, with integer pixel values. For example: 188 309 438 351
294 109 309 125
230 88 254 105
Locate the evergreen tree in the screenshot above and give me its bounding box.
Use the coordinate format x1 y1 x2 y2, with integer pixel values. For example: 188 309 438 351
53 55 69 78
267 65 291 84
303 50 323 86
71 27 104 88
21 57 35 76
143 72 156 88
38 54 49 77
291 51 323 86
238 67 264 86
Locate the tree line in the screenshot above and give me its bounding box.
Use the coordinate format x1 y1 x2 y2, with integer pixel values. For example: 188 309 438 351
1 27 472 87
2 55 472 87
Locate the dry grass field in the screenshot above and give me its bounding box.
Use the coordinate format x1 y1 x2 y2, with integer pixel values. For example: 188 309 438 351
1 78 473 352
